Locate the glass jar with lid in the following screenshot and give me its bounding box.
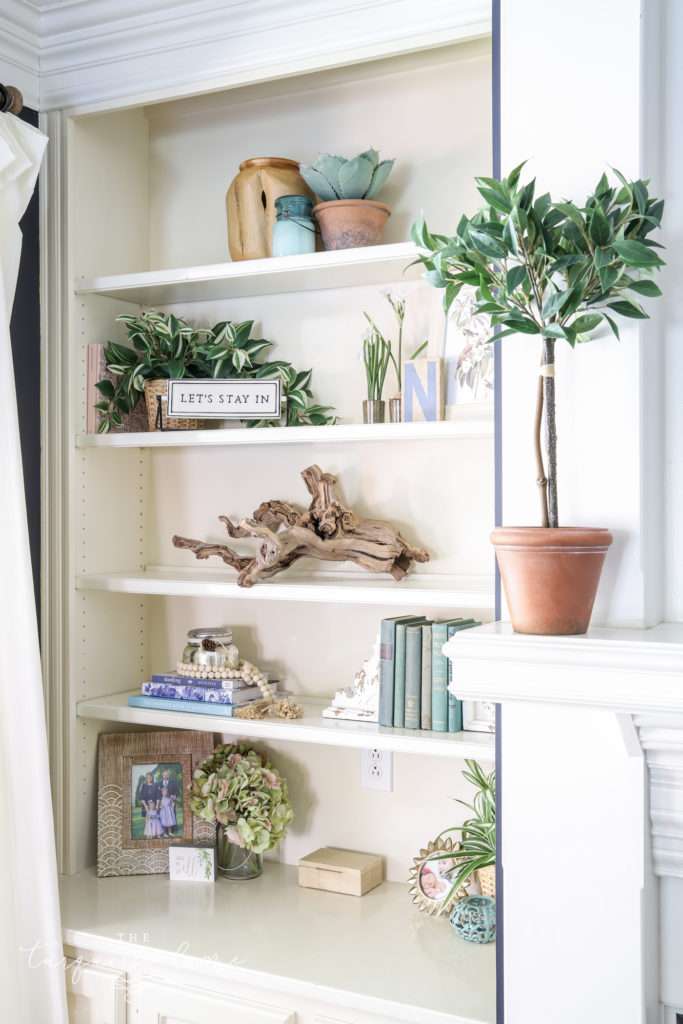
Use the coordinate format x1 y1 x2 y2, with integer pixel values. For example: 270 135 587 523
272 194 316 257
182 627 239 670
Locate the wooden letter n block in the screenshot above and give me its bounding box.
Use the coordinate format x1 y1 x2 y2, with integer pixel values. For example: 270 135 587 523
402 358 444 422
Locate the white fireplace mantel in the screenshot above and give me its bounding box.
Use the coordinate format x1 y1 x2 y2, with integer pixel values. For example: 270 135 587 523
446 620 683 1023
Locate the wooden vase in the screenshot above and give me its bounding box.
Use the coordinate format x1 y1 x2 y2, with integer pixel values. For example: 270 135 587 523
490 526 613 635
226 157 316 261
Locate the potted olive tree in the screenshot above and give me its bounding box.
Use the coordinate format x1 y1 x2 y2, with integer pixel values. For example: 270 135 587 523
412 165 664 633
299 148 394 250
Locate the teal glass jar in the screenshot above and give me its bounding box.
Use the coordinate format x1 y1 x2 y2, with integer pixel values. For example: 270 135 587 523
449 895 496 943
272 194 316 257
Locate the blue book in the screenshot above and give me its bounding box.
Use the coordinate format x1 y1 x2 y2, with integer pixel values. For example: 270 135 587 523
431 618 464 732
128 695 238 716
447 620 480 732
404 622 431 729
142 681 262 704
394 618 427 727
420 623 433 731
151 672 256 690
378 615 425 727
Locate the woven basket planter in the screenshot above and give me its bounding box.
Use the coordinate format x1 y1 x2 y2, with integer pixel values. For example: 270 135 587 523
476 864 495 898
144 379 204 432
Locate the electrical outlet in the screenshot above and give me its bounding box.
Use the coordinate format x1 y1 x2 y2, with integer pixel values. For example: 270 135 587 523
360 748 392 792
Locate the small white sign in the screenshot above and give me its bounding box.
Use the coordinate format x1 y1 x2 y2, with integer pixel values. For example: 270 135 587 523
168 843 216 882
167 378 281 419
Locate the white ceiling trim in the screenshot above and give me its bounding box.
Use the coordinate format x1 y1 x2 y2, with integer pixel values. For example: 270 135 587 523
10 0 490 110
0 0 40 109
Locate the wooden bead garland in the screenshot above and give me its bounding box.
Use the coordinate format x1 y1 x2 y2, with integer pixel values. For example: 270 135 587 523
178 657 303 720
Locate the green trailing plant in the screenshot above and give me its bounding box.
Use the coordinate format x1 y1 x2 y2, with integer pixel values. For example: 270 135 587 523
363 289 428 397
188 743 294 860
300 148 394 202
362 328 391 401
94 310 336 432
426 759 495 915
411 165 664 528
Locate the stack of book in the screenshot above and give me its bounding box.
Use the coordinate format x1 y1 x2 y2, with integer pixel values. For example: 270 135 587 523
128 671 276 718
378 616 481 732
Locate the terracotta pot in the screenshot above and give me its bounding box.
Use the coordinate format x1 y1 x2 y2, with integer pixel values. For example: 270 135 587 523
490 526 613 635
226 157 316 261
313 199 390 250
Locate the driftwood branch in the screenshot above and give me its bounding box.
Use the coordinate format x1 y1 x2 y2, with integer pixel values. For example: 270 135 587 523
172 464 429 587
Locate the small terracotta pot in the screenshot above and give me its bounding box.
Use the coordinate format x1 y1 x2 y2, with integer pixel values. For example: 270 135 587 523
313 199 390 250
490 526 613 635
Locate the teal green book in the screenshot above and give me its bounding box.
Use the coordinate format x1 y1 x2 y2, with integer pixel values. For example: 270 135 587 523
447 620 481 732
420 623 433 730
404 622 431 729
379 615 426 727
393 617 426 727
431 618 464 732
128 694 237 716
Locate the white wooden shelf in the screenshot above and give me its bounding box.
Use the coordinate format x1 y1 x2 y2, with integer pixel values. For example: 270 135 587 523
445 621 683 713
76 690 495 760
75 567 495 609
60 864 495 1024
74 242 423 305
76 406 494 448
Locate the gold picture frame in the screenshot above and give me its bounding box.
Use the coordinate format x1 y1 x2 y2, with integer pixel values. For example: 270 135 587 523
408 836 469 916
97 730 215 877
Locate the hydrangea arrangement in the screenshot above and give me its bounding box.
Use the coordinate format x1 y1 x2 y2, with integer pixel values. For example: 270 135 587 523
188 743 294 855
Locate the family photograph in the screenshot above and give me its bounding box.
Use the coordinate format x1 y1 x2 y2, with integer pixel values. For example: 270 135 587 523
131 762 184 840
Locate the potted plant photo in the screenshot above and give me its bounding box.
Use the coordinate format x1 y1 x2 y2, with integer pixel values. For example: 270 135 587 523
95 311 336 432
188 742 294 880
299 148 394 250
412 164 664 634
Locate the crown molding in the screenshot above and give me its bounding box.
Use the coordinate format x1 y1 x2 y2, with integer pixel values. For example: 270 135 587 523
0 0 40 110
636 713 683 879
32 0 490 110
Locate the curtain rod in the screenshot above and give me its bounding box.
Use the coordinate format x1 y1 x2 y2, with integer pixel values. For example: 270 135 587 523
0 84 23 115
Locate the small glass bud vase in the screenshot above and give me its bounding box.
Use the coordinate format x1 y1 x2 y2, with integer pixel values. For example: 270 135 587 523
449 895 496 943
216 823 263 880
362 399 386 424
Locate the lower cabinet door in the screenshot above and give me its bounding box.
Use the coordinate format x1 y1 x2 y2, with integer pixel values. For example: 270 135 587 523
65 959 127 1024
134 977 296 1024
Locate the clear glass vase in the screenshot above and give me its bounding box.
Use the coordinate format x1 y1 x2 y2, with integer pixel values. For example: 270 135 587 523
216 823 263 879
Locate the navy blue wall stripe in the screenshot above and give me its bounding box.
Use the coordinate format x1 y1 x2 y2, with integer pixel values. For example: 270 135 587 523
491 0 504 1020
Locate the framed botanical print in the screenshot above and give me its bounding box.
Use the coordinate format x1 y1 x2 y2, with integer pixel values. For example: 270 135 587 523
97 730 215 877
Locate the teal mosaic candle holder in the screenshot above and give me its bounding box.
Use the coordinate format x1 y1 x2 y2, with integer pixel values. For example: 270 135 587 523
449 895 496 943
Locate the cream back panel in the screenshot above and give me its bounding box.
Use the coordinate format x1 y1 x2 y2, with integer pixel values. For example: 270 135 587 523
147 46 492 268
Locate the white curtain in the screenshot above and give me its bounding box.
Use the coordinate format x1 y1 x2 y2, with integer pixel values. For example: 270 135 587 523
0 113 68 1022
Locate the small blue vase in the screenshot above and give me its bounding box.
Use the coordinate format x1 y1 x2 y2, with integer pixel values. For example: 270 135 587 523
272 194 316 256
449 895 496 943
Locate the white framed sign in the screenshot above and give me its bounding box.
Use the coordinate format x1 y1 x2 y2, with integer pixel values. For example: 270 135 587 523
462 699 496 733
166 378 281 419
168 843 216 882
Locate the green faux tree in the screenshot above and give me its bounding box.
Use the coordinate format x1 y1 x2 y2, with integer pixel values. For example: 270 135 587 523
412 165 664 527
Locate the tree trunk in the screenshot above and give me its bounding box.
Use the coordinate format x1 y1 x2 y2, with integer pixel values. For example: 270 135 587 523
542 337 558 528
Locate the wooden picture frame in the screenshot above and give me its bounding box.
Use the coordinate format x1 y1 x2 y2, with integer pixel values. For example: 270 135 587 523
97 730 215 877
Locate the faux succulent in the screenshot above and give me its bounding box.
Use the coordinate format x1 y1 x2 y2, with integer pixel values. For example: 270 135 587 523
300 148 394 202
426 759 496 915
189 743 294 854
95 310 336 432
412 165 664 527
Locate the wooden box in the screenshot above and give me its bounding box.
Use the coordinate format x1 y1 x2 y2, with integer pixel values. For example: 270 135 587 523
298 847 383 896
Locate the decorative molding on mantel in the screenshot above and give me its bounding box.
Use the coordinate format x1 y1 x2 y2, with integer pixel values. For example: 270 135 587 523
636 713 683 879
33 0 491 110
445 621 683 714
444 621 683 881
